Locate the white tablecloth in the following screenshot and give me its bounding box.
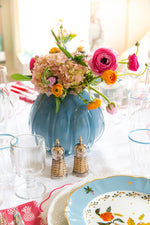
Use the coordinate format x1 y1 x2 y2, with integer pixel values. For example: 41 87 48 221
0 91 134 214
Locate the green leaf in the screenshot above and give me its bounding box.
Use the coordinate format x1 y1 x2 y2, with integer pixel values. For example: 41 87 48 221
90 80 100 86
95 208 100 216
11 73 32 81
57 44 72 59
63 34 76 44
113 218 125 223
106 206 111 212
114 213 123 217
57 43 87 67
84 186 94 194
55 97 61 113
72 55 88 67
51 29 60 45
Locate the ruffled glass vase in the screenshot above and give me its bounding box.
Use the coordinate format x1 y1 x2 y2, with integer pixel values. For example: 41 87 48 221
29 90 105 155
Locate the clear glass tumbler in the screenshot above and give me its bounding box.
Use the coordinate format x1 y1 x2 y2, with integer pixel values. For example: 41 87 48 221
10 134 46 199
128 91 150 130
0 134 15 205
128 128 150 177
0 89 18 134
0 66 7 85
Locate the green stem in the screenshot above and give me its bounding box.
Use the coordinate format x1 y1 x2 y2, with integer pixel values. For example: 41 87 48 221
119 42 139 63
119 58 128 62
118 61 128 64
70 83 85 89
88 85 92 101
51 29 60 45
89 86 110 103
91 76 101 81
135 44 139 55
117 64 147 77
74 89 86 102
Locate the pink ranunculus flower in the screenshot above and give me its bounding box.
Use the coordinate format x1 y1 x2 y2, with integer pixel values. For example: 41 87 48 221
47 76 56 87
88 48 118 76
128 53 139 71
29 55 39 73
106 102 118 115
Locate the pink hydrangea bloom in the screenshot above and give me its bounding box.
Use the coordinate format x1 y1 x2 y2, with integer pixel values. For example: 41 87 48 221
31 52 88 96
106 102 118 115
29 55 39 73
128 53 139 71
88 48 118 76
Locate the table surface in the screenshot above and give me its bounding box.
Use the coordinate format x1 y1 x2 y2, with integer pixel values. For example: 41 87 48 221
0 87 135 213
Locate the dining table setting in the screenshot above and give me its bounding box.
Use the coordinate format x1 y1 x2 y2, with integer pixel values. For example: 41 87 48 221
1 23 150 225
0 79 149 225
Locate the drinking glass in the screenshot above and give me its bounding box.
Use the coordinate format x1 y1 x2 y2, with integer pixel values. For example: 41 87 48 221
0 134 15 205
128 129 150 177
0 66 7 85
10 134 46 199
128 91 150 130
0 89 18 134
98 79 123 125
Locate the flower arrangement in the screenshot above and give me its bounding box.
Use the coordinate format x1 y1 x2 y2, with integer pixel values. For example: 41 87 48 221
11 23 147 114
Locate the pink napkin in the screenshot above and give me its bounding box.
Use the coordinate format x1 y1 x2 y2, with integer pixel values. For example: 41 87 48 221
0 201 46 225
0 184 73 225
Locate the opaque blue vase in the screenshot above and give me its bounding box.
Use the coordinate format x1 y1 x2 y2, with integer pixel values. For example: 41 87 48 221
29 90 105 155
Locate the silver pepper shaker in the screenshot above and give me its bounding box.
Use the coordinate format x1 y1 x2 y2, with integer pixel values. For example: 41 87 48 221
73 136 88 176
51 139 67 178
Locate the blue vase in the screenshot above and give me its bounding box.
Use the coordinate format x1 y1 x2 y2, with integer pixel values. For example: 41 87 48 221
29 90 105 155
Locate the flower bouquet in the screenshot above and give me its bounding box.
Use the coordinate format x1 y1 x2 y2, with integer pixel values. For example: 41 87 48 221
11 24 147 114
10 23 148 154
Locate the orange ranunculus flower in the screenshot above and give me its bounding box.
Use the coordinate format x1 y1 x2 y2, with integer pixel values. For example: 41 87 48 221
101 70 117 85
87 99 102 110
100 212 114 222
49 47 61 54
52 84 63 97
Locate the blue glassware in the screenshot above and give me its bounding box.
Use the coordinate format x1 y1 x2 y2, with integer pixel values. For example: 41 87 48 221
29 90 105 155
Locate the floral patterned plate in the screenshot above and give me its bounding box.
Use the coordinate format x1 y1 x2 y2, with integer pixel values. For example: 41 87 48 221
64 175 150 225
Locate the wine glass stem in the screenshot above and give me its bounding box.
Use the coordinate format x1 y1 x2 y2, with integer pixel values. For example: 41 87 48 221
25 176 36 189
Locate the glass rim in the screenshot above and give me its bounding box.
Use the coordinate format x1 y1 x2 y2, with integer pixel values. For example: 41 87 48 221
128 128 150 145
10 133 45 148
0 133 15 150
129 91 150 101
0 66 7 71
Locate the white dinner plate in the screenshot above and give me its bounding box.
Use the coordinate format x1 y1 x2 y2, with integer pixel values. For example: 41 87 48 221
47 179 92 225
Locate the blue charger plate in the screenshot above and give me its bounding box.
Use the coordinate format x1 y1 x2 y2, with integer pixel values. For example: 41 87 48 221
64 175 150 224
